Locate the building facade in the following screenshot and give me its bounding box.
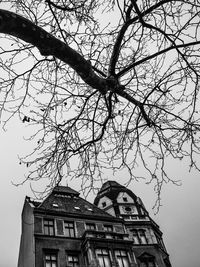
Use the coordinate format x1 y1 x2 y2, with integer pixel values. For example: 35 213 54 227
18 181 171 267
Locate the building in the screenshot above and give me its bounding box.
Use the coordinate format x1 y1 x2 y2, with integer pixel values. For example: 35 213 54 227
18 181 171 267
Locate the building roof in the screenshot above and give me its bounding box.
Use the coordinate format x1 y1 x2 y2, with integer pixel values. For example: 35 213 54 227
52 185 80 196
31 185 119 221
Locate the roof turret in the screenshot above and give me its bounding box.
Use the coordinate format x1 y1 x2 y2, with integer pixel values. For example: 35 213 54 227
94 180 138 205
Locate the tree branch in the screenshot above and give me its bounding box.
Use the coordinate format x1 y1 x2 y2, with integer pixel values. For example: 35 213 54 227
0 9 108 94
117 41 200 78
108 0 176 76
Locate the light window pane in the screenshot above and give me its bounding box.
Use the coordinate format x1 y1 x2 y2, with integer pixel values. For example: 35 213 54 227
131 230 140 244
49 228 54 236
98 256 111 267
86 223 95 230
68 256 73 261
102 249 106 254
67 254 79 267
96 249 111 267
104 225 113 231
70 229 75 237
122 258 129 267
44 220 54 236
45 253 57 267
115 250 130 267
138 230 147 244
104 256 111 267
117 259 123 267
98 257 104 266
44 226 48 235
64 221 75 237
117 258 130 267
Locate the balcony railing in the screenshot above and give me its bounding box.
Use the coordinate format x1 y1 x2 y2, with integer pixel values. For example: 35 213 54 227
82 229 129 241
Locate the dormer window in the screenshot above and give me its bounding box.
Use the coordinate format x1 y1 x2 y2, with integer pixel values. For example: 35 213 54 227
124 207 132 212
123 197 128 202
102 202 106 207
87 207 93 212
52 203 59 208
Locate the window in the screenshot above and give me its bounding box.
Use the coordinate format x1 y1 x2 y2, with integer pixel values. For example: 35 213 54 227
64 221 75 237
86 223 96 230
96 248 111 267
104 225 113 232
123 197 128 202
123 206 132 214
131 229 148 244
115 250 130 267
131 230 140 244
138 230 148 244
67 253 79 267
44 219 55 236
102 202 106 208
87 207 93 212
44 252 57 267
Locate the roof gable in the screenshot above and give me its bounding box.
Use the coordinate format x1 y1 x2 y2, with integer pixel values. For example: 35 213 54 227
94 181 138 205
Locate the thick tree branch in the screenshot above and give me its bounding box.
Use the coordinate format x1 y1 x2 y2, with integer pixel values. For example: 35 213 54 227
0 9 108 94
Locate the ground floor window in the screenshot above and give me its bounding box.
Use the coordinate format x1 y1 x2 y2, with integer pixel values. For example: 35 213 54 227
66 253 79 267
44 252 57 267
96 248 111 267
115 250 130 267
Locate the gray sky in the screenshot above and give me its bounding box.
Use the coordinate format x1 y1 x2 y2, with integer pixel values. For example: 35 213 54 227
0 120 200 267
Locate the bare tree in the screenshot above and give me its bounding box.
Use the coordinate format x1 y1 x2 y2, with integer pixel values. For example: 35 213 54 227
0 0 200 201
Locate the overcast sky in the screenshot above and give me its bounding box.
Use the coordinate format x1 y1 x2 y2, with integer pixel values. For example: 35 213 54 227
0 119 200 267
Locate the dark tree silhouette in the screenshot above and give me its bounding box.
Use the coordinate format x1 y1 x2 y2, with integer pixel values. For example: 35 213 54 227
0 1 200 201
